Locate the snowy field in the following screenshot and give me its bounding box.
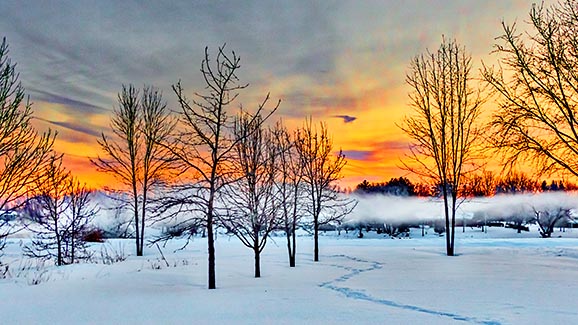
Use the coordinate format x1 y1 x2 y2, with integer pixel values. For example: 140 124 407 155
2 227 578 324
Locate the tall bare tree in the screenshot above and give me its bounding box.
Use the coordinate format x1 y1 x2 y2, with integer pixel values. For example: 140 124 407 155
401 37 483 256
93 85 175 256
0 37 55 254
139 86 177 254
483 0 578 178
272 121 305 267
220 113 279 278
93 85 142 255
168 45 279 289
295 118 356 262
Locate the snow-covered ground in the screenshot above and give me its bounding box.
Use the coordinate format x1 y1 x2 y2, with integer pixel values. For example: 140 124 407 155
2 227 578 324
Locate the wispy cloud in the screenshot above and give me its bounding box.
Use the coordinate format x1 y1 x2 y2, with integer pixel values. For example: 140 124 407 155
35 117 101 138
29 89 108 115
342 140 410 163
333 115 357 123
342 150 371 161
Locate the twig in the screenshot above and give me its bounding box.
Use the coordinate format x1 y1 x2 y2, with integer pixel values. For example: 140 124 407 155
155 243 169 267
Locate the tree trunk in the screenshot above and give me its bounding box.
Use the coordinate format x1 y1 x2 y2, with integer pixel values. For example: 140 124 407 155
57 236 62 266
290 226 296 267
55 215 62 266
254 228 261 278
254 247 261 278
207 203 216 289
140 218 145 255
140 189 147 257
314 219 319 262
443 188 452 256
134 197 141 256
286 226 296 267
286 228 294 267
450 195 456 256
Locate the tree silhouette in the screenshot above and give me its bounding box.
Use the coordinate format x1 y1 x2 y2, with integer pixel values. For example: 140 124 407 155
401 37 484 256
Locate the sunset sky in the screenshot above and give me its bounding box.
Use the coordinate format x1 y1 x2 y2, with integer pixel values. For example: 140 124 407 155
0 0 535 189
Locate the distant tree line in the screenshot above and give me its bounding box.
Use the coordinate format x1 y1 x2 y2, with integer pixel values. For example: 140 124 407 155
464 171 577 197
355 177 418 196
355 172 578 198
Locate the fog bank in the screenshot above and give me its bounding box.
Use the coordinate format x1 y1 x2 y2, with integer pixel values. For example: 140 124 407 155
345 192 578 225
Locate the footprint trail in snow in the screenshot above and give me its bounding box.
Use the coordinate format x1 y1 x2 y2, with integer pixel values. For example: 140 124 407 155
318 254 501 325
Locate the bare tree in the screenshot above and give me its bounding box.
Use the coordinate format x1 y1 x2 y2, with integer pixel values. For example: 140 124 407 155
93 85 175 256
93 85 142 255
534 207 570 238
0 37 55 255
483 0 578 178
139 86 178 254
271 121 305 267
295 118 356 262
24 155 96 265
24 154 71 266
463 170 497 197
168 45 279 289
479 170 498 197
220 113 279 278
401 37 483 256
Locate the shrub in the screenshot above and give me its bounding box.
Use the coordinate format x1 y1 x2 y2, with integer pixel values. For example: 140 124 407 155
384 224 410 238
434 221 445 236
83 228 105 243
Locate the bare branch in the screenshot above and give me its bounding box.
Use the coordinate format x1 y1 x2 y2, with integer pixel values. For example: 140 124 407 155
484 1 578 178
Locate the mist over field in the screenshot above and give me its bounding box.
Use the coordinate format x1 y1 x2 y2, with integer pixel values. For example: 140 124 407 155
346 192 578 225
